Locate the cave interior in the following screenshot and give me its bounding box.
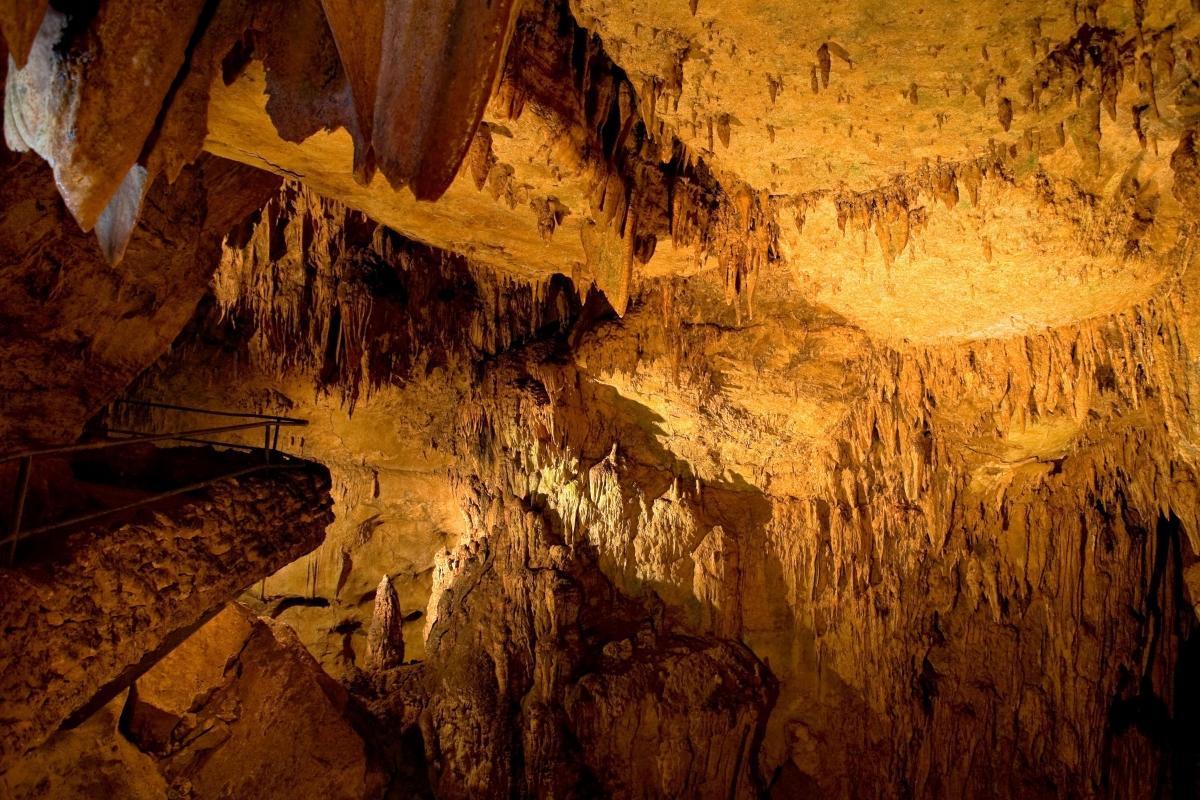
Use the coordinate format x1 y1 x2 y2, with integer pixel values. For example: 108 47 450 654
2 0 1200 798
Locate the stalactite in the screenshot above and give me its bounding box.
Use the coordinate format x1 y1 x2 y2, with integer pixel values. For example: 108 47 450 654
207 182 579 411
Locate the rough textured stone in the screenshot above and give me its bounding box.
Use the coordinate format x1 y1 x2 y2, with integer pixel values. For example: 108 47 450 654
357 493 775 799
0 454 333 770
4 0 1200 797
123 602 384 799
0 0 48 68
4 2 207 231
129 176 1200 796
0 695 168 800
7 604 383 800
0 148 280 450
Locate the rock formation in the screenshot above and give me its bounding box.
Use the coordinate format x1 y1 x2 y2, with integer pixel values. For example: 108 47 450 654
0 149 280 447
1 603 383 800
366 574 405 670
2 0 1200 797
411 491 776 799
0 449 334 769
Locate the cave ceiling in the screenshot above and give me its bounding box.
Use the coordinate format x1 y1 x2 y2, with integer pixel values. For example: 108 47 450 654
3 0 1200 797
193 0 1200 339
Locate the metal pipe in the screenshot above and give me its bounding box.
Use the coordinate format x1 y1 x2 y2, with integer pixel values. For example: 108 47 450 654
102 431 265 452
112 398 307 425
7 456 30 563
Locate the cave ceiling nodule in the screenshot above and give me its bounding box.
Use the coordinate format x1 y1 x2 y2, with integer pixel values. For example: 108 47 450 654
2 0 1200 798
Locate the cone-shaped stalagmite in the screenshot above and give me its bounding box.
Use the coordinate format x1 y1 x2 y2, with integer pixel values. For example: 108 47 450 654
366 575 404 670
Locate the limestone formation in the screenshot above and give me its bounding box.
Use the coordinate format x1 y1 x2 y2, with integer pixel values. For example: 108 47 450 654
122 603 384 800
366 575 405 670
3 0 1200 797
412 493 776 798
0 149 280 448
0 452 333 769
1 603 383 800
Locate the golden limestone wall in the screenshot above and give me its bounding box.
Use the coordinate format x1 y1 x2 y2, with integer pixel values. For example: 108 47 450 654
120 177 1200 797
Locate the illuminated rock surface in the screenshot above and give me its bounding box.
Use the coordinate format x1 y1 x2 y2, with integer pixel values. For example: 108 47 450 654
2 0 1200 797
0 449 333 769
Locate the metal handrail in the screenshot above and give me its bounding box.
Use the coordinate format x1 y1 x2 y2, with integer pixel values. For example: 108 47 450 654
112 398 306 424
0 420 304 464
2 401 309 563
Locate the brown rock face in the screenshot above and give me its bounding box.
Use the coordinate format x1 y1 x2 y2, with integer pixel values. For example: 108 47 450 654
390 493 775 799
2 603 382 800
0 696 168 800
122 603 383 799
0 149 280 449
0 1 48 68
5 0 1200 797
117 170 1200 797
321 0 523 197
0 452 333 769
5 2 208 232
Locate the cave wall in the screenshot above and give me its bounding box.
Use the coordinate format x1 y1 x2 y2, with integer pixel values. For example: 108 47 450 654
118 177 1200 798
0 456 333 769
3 0 1200 796
0 149 280 449
412 492 776 799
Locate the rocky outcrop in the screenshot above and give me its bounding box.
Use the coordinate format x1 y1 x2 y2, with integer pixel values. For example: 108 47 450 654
1 0 525 259
0 453 334 770
10 0 1195 339
4 603 383 800
122 602 383 799
0 696 168 800
401 492 776 799
119 183 586 678
0 148 280 450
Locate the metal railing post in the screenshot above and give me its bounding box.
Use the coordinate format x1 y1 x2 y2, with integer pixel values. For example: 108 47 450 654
0 401 309 555
8 456 31 564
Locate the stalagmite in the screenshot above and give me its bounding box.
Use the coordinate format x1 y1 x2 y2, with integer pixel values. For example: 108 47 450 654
366 575 405 670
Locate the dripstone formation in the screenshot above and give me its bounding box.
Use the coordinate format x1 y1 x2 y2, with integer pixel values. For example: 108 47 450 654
2 0 1199 798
